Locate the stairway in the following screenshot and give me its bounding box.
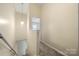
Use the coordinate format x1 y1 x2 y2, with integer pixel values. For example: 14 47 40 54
0 34 17 56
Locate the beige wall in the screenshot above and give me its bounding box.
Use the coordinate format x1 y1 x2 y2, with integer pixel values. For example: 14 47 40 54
15 12 27 41
0 3 41 56
0 4 15 55
41 3 78 55
0 3 78 56
26 4 41 55
15 12 27 54
14 3 41 55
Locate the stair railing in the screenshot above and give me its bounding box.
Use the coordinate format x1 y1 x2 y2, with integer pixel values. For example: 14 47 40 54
0 34 17 56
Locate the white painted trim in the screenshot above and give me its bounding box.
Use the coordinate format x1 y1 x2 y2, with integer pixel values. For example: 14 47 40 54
40 40 68 56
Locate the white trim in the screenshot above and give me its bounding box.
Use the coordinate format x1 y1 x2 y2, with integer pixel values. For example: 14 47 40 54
40 40 68 56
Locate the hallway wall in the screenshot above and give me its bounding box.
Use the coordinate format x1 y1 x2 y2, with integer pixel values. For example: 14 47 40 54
15 12 27 54
0 3 78 56
0 4 15 55
26 4 41 55
41 3 78 55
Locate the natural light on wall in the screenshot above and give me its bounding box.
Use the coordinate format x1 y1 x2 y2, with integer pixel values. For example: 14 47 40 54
20 21 24 25
0 18 8 24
